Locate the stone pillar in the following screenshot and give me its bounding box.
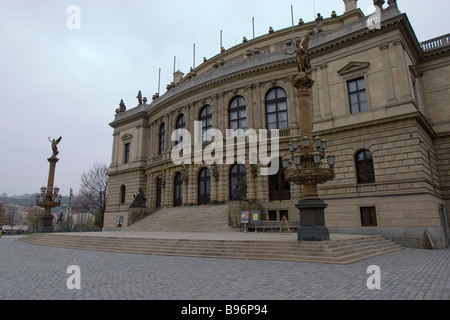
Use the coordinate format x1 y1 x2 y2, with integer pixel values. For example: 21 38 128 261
290 72 331 241
296 199 330 241
393 40 411 100
247 164 257 202
343 0 358 13
379 43 397 104
187 166 197 206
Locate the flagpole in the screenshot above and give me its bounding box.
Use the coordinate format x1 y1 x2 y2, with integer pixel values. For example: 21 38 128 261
193 43 196 69
252 17 255 51
291 5 295 42
158 68 161 95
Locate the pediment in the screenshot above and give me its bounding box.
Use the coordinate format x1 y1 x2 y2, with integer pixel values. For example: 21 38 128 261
121 133 133 141
337 61 370 76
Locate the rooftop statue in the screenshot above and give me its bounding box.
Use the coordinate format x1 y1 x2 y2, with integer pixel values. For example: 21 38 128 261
374 0 385 8
136 90 142 105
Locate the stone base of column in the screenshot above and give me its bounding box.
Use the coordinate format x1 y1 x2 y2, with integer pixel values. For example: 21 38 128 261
295 198 330 241
38 215 54 233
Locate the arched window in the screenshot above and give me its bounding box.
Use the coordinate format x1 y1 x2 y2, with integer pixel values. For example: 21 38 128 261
175 114 186 146
120 185 126 204
198 167 211 205
173 172 183 207
356 150 375 184
268 157 290 201
199 106 212 142
266 87 288 130
229 164 246 200
159 123 166 154
229 96 246 133
156 176 162 208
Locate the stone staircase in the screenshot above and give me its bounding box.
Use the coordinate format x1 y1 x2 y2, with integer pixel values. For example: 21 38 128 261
125 204 232 232
19 232 403 265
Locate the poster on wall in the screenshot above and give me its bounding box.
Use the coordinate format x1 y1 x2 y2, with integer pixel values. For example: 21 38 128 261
240 211 249 224
251 211 260 223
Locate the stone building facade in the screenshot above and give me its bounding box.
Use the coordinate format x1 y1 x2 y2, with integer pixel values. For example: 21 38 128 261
104 1 450 248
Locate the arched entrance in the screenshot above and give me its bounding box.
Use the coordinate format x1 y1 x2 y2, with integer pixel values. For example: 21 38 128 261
198 167 211 205
268 158 290 201
156 176 162 208
173 172 183 207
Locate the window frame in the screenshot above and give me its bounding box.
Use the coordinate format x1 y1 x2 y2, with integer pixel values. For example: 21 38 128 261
175 114 186 146
229 96 246 133
159 123 166 155
265 87 288 130
199 106 212 143
347 77 368 114
124 143 130 164
355 150 376 184
120 185 126 204
360 206 378 227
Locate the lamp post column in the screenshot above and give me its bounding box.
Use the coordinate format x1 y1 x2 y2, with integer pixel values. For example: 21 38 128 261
37 137 63 233
37 157 60 232
291 74 319 200
283 29 335 241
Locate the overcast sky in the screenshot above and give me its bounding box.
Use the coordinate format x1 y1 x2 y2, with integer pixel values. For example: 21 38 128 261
0 0 449 197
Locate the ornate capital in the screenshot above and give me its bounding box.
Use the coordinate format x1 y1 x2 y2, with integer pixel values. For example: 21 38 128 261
290 73 315 92
285 167 335 186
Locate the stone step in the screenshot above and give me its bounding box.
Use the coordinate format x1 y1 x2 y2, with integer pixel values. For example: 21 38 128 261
126 204 232 233
20 233 403 265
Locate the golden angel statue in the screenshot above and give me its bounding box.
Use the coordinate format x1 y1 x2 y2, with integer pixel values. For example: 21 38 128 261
48 136 62 157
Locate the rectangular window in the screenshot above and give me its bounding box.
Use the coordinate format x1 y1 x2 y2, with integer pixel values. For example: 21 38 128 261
124 143 130 164
360 207 377 226
348 78 368 114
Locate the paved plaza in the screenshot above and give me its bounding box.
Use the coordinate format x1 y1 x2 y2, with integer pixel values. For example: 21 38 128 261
0 235 449 301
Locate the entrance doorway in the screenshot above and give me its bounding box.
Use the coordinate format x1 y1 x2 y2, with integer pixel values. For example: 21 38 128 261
173 172 183 207
156 176 162 208
198 167 211 205
268 158 290 201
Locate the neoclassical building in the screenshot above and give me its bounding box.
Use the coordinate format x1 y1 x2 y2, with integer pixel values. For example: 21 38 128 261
104 0 450 248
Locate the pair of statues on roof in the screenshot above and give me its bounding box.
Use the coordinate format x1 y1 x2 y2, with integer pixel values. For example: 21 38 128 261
374 0 397 8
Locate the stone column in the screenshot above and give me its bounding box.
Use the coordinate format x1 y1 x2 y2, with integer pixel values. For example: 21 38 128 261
290 72 330 241
247 164 257 201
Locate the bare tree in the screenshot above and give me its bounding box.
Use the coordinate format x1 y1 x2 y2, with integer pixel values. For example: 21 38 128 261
75 163 109 230
0 201 6 224
26 206 44 232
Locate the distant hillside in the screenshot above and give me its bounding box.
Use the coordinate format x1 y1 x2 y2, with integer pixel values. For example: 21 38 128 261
0 194 70 208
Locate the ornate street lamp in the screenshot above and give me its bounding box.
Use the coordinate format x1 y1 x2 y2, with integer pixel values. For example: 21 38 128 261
35 137 63 233
283 29 336 241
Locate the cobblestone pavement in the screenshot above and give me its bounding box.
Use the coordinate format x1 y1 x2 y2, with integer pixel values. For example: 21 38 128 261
1 235 449 301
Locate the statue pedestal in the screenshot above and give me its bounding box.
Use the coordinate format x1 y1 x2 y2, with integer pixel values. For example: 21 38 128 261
296 199 330 241
38 214 54 233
